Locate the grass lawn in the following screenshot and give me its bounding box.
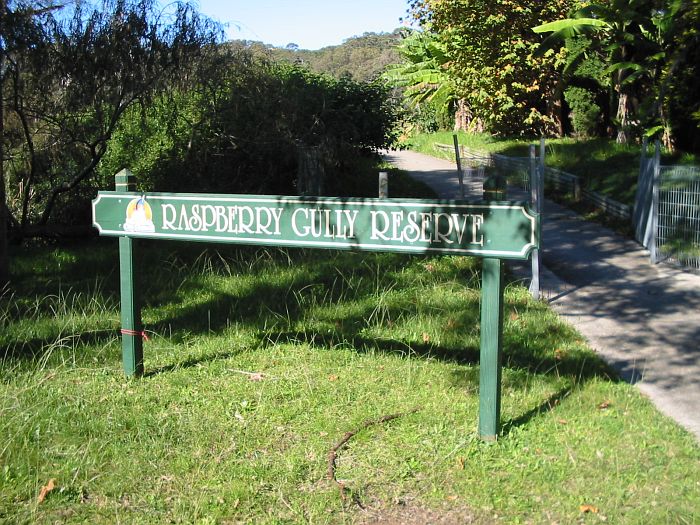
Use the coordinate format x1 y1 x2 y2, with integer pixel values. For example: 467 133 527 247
1 235 698 524
2 162 699 524
406 131 700 207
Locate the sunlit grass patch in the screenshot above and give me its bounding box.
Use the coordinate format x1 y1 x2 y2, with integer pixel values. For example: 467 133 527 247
1 242 698 524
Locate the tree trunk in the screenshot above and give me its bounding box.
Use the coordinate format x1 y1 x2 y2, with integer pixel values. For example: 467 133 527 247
546 76 565 137
616 90 631 144
661 102 676 153
0 0 9 287
550 95 564 138
453 99 470 132
614 52 632 144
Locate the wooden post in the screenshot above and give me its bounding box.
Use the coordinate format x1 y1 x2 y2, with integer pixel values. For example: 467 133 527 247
378 171 389 199
529 144 541 300
115 169 144 377
453 134 465 198
479 257 504 441
573 178 581 202
297 146 324 196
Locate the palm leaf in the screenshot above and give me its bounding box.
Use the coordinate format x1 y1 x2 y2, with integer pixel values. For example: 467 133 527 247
533 18 608 35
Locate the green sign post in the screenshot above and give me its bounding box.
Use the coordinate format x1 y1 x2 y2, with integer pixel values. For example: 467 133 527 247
93 169 540 440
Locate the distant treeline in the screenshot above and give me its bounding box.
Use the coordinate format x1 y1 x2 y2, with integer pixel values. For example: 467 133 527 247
229 30 403 82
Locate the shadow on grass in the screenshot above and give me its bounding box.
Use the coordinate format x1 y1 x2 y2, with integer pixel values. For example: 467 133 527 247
5 241 619 435
0 329 118 361
500 387 573 436
144 348 248 378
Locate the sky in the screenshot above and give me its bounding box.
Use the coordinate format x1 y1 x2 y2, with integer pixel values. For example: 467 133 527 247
194 0 412 50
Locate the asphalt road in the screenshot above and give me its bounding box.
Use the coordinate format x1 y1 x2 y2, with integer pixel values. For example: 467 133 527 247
383 148 700 440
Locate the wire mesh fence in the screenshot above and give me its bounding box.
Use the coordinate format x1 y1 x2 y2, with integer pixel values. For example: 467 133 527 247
440 139 700 272
490 154 530 191
656 165 700 270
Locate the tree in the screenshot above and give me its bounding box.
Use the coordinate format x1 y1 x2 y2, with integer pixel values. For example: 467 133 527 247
97 57 400 199
0 0 7 286
533 0 698 146
383 30 460 130
1 0 65 286
665 0 700 152
408 0 575 136
1 0 221 244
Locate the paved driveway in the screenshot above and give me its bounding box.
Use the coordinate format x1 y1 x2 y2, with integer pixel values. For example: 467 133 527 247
383 149 700 440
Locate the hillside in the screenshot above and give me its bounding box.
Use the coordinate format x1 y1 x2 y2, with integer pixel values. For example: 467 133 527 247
231 30 403 82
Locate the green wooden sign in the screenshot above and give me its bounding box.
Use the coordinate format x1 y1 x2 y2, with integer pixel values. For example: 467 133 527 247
92 192 538 260
94 170 541 441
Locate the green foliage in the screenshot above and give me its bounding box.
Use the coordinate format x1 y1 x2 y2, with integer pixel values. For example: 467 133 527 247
665 0 700 152
534 0 700 149
2 0 223 233
409 0 576 136
99 57 400 197
564 86 601 138
3 2 402 238
409 0 698 150
405 100 453 133
383 31 454 109
382 30 457 133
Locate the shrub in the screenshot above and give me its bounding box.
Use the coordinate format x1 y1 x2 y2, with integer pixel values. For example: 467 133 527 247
564 86 601 139
98 55 400 198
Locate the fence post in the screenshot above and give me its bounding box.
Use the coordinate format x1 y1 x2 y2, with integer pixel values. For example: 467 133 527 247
297 145 324 196
115 169 144 377
640 136 648 165
650 141 661 264
529 144 542 300
634 137 652 246
539 138 545 184
378 171 389 199
539 139 545 208
571 177 580 202
453 134 465 198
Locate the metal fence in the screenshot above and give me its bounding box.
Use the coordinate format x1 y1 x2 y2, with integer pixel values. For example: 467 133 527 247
655 165 700 270
437 138 700 272
440 143 631 221
491 154 530 190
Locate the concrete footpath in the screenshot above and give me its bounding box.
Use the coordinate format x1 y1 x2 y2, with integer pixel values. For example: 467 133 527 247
383 149 700 440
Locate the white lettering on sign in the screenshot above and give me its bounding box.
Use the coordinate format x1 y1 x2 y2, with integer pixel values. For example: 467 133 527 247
291 208 358 239
370 210 484 245
158 202 485 248
161 204 284 235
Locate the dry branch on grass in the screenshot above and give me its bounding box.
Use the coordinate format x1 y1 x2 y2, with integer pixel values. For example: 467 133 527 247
327 407 421 506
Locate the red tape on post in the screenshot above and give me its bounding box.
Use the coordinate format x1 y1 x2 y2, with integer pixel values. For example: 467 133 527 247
120 328 149 342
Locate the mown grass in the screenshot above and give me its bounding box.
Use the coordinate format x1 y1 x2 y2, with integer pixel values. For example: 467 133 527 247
2 237 698 524
2 162 699 523
406 131 700 207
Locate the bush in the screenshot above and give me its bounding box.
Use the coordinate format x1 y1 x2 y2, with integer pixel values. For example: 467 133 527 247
98 55 400 197
564 86 601 139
